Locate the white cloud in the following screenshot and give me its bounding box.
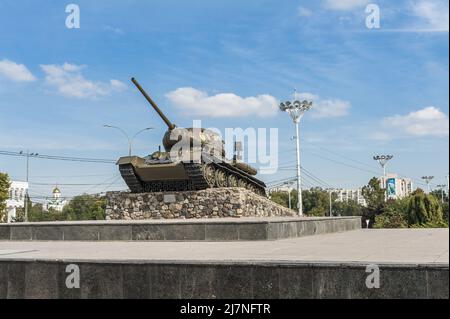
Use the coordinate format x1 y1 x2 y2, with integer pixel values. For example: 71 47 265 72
411 0 449 32
40 63 126 99
166 87 278 118
323 0 369 11
297 92 351 119
0 59 36 82
312 99 351 118
103 25 125 35
381 106 449 138
298 6 313 17
298 92 319 101
110 79 127 91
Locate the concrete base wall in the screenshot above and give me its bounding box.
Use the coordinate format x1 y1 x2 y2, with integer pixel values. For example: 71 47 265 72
106 188 296 220
0 261 447 299
0 217 361 241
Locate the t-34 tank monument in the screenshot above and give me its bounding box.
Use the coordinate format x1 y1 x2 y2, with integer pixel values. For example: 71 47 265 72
106 78 294 220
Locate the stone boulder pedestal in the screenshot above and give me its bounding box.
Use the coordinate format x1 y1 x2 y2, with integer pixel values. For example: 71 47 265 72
106 188 296 220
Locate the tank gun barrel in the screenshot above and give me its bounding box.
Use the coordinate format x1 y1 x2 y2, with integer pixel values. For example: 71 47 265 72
131 77 176 130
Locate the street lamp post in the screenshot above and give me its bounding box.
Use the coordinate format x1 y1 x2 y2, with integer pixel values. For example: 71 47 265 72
103 125 154 156
373 155 393 201
421 176 434 193
279 93 312 216
283 181 293 210
19 150 38 222
288 188 292 210
442 173 449 202
328 189 334 217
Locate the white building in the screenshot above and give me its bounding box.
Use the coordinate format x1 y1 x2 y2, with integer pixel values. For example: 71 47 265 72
6 181 28 223
380 174 413 199
45 186 67 212
334 188 367 207
268 186 293 194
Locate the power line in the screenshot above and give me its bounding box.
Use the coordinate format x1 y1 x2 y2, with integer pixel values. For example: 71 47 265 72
79 174 123 194
304 147 431 188
28 174 115 179
29 181 123 186
307 151 381 175
266 175 297 186
312 145 380 171
98 176 123 194
301 167 332 188
0 150 116 164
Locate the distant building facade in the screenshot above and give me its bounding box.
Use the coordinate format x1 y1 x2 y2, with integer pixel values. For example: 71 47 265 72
6 181 28 223
268 186 293 194
45 186 67 212
334 188 367 207
380 174 413 199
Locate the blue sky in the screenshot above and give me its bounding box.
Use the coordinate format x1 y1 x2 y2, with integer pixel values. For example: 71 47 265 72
0 0 448 200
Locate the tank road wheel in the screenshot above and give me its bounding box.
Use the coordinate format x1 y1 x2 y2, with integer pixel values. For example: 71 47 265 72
215 169 227 188
227 174 238 187
247 184 256 193
203 164 216 187
258 187 267 197
237 179 247 189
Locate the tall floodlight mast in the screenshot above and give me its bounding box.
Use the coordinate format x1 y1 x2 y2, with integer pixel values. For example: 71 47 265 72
279 92 312 216
421 176 434 193
373 155 394 201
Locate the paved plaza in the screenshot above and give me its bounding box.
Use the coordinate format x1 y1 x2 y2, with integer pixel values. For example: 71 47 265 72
1 228 448 265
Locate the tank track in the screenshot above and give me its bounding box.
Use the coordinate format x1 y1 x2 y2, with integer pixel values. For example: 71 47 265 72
183 162 210 190
118 164 144 193
120 163 195 192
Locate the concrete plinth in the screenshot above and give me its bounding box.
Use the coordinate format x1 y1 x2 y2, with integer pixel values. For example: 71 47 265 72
0 216 362 242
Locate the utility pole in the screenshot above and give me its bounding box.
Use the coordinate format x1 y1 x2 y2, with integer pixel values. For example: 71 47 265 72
421 176 434 193
437 184 446 203
20 150 38 222
328 189 333 217
447 174 449 195
283 181 293 210
288 189 292 210
279 91 312 216
373 155 393 201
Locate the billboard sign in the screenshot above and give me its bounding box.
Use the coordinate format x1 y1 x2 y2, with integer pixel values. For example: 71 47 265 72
387 178 396 197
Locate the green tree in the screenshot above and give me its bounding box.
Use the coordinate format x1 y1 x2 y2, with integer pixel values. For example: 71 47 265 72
269 191 290 208
269 190 298 211
443 202 449 225
0 173 11 223
362 177 386 227
333 200 364 217
406 189 445 227
62 194 106 220
302 187 330 216
13 194 107 222
373 198 409 228
430 189 449 204
14 201 67 222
